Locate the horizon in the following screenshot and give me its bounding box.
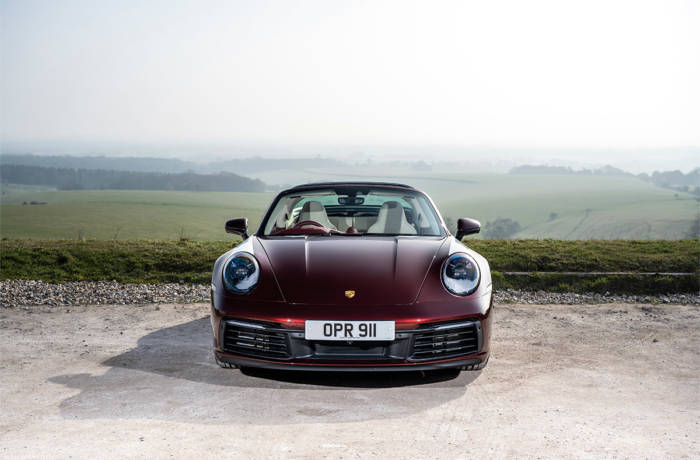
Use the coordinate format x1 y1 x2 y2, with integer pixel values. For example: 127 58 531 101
1 140 698 174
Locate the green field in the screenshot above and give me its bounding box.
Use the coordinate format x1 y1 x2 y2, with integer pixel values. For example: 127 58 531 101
1 239 697 293
431 174 698 240
0 189 273 241
1 170 698 240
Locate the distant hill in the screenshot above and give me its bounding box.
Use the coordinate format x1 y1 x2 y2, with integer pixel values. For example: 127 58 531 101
0 165 265 192
209 157 346 174
509 164 631 176
510 164 700 196
0 153 345 175
0 154 200 174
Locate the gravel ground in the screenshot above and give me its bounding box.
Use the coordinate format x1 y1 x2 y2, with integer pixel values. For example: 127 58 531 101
1 279 698 307
0 280 210 307
494 288 700 305
0 302 698 459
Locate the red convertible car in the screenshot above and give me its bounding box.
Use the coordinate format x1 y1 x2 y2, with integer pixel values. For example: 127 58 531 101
210 182 492 372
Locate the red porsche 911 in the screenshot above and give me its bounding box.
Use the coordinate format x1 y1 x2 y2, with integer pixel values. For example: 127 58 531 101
210 182 492 372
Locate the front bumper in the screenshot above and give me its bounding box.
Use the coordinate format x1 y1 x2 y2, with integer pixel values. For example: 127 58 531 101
214 317 489 371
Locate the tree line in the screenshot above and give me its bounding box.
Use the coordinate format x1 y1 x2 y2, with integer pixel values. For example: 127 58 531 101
0 164 266 192
639 169 700 195
1 153 345 175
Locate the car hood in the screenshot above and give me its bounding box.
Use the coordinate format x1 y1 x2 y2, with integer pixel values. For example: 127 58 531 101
257 236 447 306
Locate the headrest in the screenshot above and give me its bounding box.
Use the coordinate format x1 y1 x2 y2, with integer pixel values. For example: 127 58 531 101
382 201 404 234
301 201 324 213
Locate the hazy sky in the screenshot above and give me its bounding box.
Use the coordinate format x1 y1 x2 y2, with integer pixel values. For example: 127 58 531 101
1 0 699 151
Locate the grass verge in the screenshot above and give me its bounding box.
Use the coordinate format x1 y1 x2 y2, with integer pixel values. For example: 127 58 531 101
491 271 698 294
0 240 237 284
465 239 699 273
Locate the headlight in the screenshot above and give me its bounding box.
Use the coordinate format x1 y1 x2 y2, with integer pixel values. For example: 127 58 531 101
222 252 260 294
441 253 480 296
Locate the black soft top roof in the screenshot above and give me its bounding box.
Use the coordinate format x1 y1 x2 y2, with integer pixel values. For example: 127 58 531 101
284 181 415 192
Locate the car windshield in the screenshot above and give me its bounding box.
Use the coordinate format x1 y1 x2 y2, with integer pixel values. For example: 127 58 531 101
262 187 445 236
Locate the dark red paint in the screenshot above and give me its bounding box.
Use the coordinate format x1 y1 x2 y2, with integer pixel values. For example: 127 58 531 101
258 236 445 305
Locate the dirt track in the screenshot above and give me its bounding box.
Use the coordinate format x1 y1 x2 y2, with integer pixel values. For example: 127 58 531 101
1 302 698 459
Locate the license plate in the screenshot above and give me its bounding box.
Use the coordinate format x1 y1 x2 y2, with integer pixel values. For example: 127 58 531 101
305 320 395 341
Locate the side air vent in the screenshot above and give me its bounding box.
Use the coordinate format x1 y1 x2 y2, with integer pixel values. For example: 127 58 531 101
222 319 291 360
410 321 480 361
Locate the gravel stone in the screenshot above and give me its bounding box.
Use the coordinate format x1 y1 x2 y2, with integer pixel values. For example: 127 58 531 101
0 280 209 308
0 280 698 308
493 289 700 305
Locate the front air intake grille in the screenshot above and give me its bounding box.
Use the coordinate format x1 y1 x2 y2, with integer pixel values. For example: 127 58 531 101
222 319 291 360
410 321 480 361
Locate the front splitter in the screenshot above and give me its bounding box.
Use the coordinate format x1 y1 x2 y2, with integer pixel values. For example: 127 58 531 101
215 351 487 372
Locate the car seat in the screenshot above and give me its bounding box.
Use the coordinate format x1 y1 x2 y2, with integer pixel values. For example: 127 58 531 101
366 201 417 234
297 201 337 230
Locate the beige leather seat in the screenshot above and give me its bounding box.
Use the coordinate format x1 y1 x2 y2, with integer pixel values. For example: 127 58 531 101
366 201 416 234
297 201 337 230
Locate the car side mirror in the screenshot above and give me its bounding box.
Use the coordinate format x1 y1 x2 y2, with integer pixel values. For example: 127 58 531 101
456 218 480 240
225 218 248 238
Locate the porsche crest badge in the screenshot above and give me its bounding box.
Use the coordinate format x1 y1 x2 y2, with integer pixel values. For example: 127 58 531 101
344 290 356 299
